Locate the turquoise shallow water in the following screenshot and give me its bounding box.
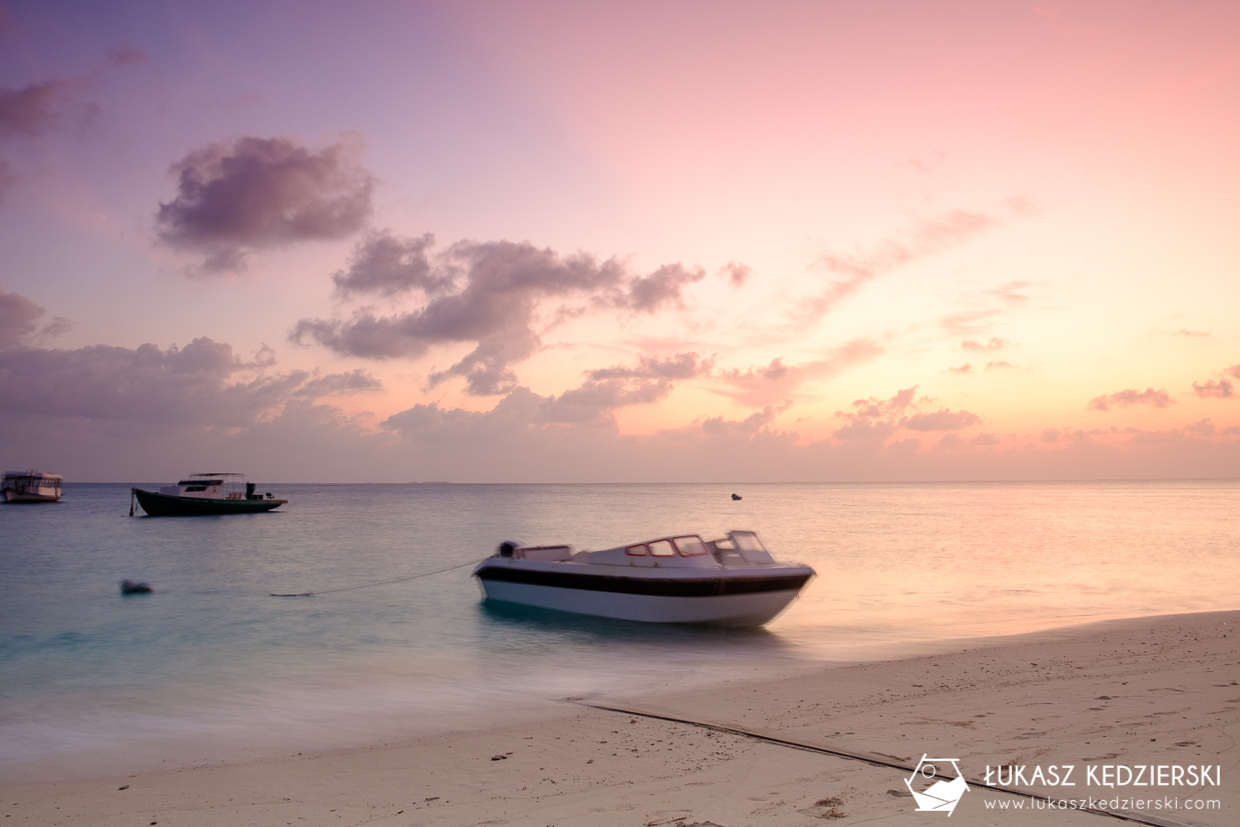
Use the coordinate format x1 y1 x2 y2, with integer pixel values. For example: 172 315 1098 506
2 480 1238 780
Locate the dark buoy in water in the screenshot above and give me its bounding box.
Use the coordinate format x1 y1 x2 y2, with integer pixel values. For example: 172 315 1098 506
121 579 153 594
731 493 742 500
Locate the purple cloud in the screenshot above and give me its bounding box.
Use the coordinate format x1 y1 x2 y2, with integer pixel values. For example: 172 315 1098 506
719 261 752 287
535 352 713 424
900 408 983 431
292 369 382 399
0 287 71 349
1192 379 1233 399
833 386 980 442
155 135 375 273
0 77 90 200
294 235 706 396
331 231 446 297
0 79 84 139
714 339 883 407
624 263 705 312
701 402 791 437
1088 387 1174 411
0 334 377 427
106 44 148 67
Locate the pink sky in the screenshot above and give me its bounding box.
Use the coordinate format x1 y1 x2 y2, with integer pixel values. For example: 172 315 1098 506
1 0 1237 481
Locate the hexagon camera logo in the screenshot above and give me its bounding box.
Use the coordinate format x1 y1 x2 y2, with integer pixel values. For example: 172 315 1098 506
904 754 970 815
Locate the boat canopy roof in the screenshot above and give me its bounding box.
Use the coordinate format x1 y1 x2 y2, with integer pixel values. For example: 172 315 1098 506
3 470 62 481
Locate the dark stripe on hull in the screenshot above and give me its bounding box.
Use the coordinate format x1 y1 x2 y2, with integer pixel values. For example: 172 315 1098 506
133 489 286 516
475 565 811 598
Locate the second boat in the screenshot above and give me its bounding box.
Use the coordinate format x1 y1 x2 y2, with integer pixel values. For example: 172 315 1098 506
131 473 287 516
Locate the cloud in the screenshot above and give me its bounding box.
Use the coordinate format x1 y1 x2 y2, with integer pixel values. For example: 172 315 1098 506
1192 379 1233 399
292 369 382 399
1172 329 1209 338
106 44 148 67
1228 364 1240 380
804 205 1013 320
534 352 713 425
624 263 705 312
293 235 706 395
713 338 883 407
1087 387 1174 411
718 261 752 287
946 363 972 374
0 77 90 200
0 333 382 429
0 287 71 349
900 408 983 431
832 386 981 442
961 337 1010 353
155 134 375 274
985 361 1013 370
0 78 85 139
331 230 447 297
940 282 1031 336
1183 418 1217 438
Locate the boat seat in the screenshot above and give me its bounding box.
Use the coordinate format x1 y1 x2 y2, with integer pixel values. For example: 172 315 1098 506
515 545 574 562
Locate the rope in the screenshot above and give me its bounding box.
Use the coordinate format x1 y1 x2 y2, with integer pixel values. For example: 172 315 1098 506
270 556 485 597
571 701 1187 827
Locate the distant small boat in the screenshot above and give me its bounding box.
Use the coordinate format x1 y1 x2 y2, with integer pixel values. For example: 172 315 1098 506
131 473 286 516
2 470 63 503
121 579 153 594
474 531 814 627
731 493 742 500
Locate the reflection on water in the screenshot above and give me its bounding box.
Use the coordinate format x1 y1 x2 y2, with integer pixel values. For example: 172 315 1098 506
1 480 1237 779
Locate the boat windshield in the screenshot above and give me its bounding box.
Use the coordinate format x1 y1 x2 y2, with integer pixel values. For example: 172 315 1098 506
672 535 709 556
732 532 767 554
648 539 675 557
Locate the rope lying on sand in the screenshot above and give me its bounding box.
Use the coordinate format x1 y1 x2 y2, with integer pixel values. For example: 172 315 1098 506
571 701 1188 827
270 557 485 597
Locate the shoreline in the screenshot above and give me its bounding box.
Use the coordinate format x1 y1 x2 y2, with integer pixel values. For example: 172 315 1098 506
3 609 1237 825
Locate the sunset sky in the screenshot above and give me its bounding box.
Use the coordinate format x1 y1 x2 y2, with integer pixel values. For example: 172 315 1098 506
1 0 1238 482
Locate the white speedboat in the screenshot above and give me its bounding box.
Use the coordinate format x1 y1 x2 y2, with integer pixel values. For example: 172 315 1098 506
1 470 63 503
473 531 814 627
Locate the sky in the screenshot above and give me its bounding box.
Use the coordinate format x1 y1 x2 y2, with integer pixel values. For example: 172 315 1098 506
1 0 1238 482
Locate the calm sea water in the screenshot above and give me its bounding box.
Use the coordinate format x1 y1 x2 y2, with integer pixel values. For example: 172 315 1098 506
2 480 1238 780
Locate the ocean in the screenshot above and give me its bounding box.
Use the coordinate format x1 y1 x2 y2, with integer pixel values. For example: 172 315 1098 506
1 480 1237 781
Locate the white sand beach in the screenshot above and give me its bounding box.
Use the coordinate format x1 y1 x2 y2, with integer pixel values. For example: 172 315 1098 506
3 610 1237 826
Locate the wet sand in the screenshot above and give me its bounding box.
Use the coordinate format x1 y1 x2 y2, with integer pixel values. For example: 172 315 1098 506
3 610 1237 826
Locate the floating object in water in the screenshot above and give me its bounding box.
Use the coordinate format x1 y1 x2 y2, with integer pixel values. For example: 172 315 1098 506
731 493 742 500
474 530 814 627
131 472 286 516
121 579 153 594
2 470 63 503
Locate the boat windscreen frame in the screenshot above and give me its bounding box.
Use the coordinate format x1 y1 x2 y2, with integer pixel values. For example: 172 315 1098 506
672 535 710 556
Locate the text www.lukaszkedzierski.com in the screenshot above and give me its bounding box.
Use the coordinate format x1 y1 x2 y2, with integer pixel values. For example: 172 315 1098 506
983 796 1220 811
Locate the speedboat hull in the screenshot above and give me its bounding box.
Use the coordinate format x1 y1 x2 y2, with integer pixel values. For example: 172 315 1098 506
132 488 287 516
474 558 813 627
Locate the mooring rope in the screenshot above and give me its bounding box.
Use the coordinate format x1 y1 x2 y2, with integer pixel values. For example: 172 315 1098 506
571 701 1186 827
269 557 486 597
